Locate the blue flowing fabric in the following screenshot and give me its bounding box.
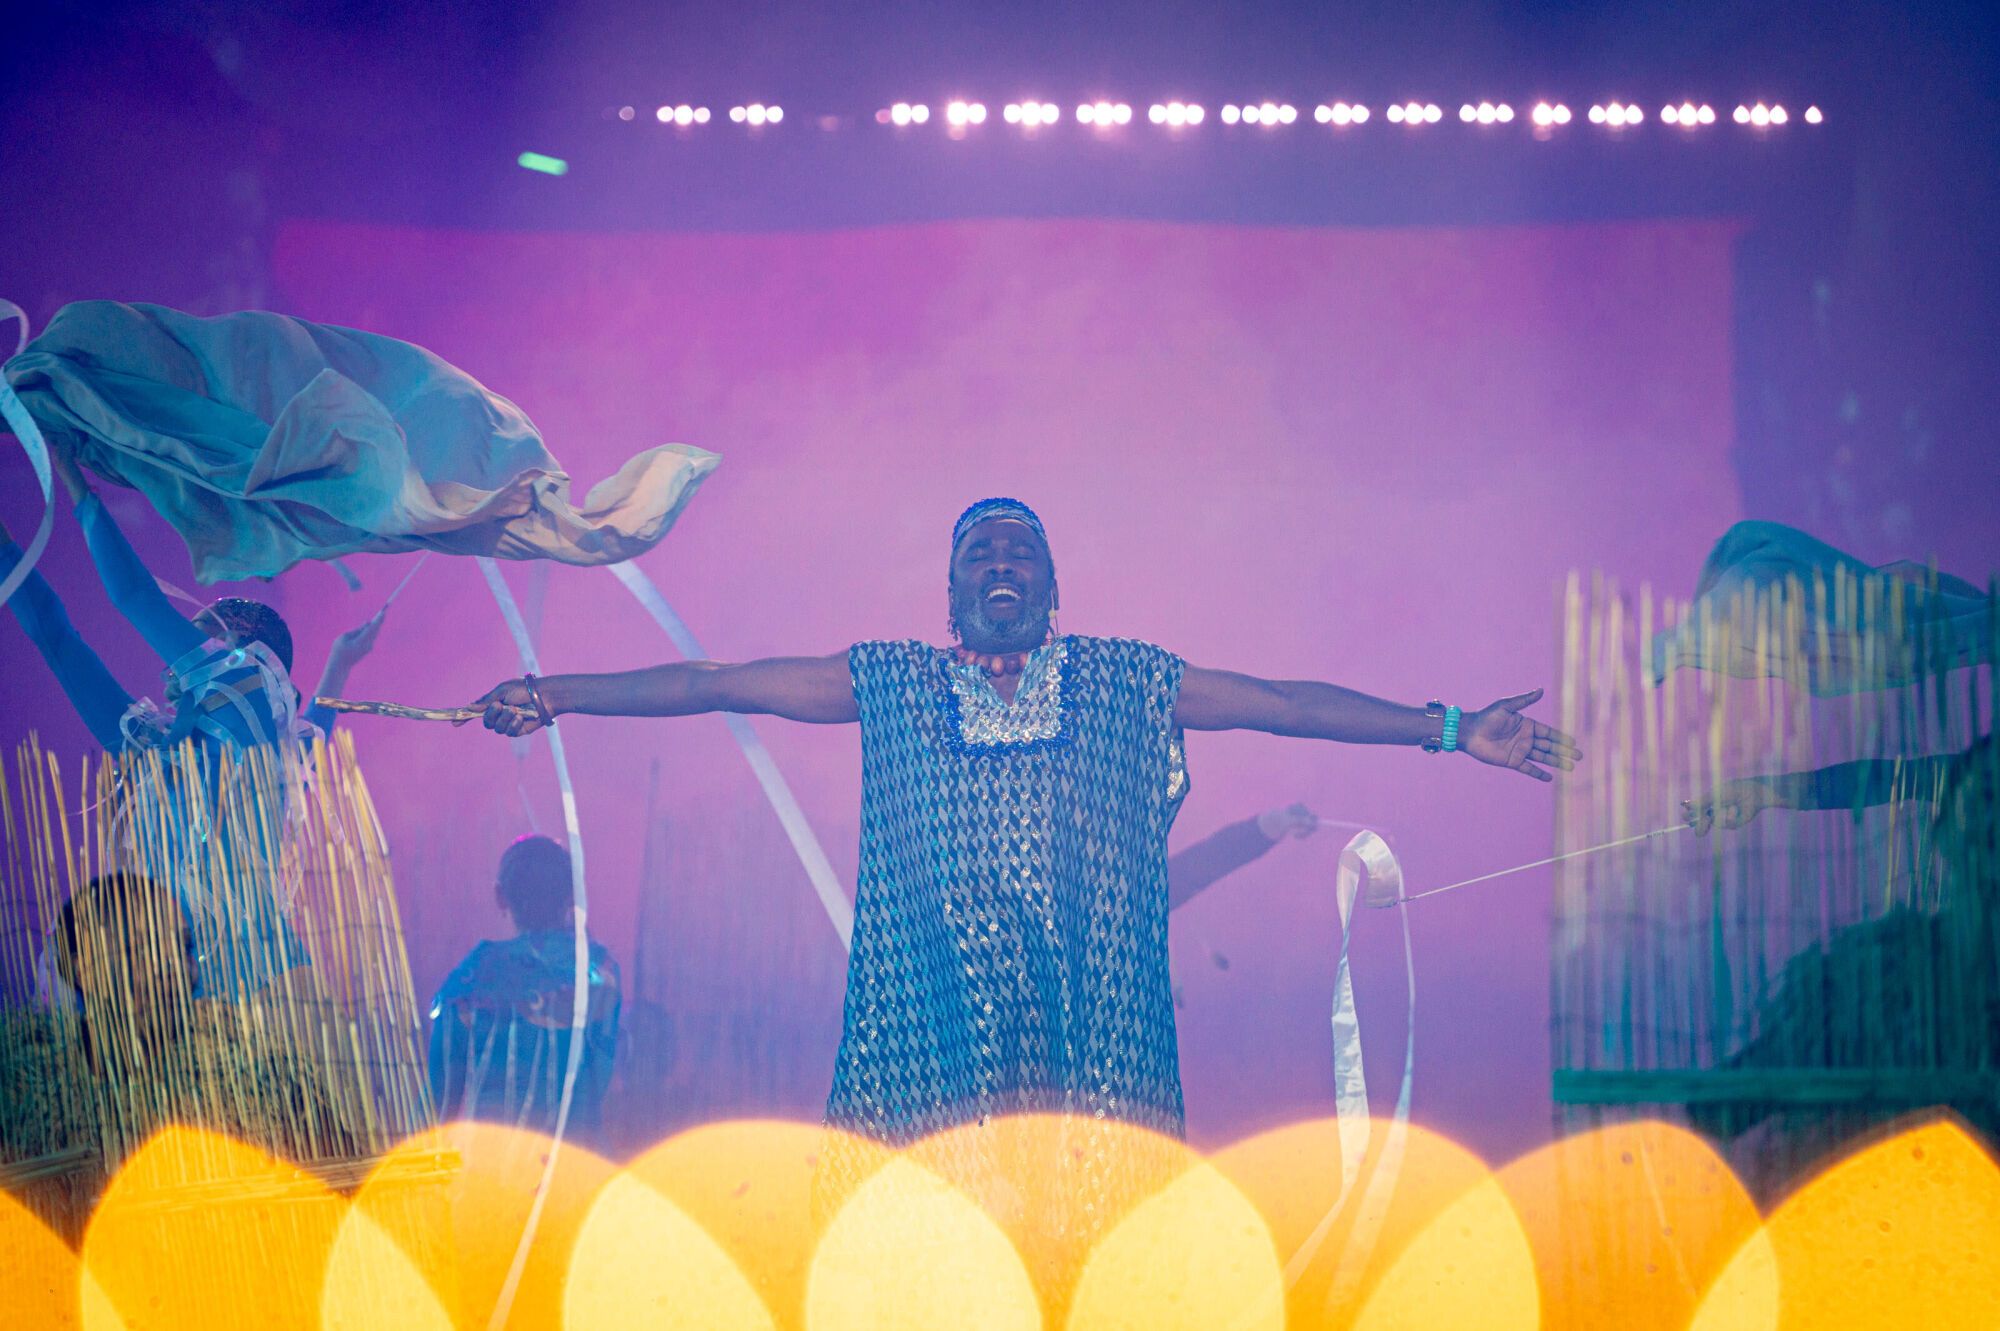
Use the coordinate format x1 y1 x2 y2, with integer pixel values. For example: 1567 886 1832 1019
1652 520 1995 694
5 302 717 583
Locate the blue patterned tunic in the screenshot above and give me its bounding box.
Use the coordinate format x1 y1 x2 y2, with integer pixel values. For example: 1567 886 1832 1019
827 634 1190 1146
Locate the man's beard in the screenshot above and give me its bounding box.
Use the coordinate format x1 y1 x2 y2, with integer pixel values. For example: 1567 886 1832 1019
950 581 1055 653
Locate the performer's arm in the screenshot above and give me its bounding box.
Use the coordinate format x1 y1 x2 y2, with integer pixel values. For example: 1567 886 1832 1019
1176 667 1580 781
1168 804 1318 912
305 610 390 734
1689 752 1965 832
475 654 860 735
53 449 207 664
0 517 136 751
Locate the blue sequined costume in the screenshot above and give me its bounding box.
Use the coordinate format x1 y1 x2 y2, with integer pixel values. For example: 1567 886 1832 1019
828 634 1190 1145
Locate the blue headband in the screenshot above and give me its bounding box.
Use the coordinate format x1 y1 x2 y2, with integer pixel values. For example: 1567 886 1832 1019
951 497 1048 551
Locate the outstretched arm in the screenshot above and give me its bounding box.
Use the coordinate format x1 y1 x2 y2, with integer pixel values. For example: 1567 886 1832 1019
305 607 391 734
1687 752 1966 833
53 448 206 664
475 653 859 736
0 517 134 750
1176 667 1580 782
1168 803 1319 912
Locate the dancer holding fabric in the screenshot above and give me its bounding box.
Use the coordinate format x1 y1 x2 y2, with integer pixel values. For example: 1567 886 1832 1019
475 497 1579 1146
0 445 386 997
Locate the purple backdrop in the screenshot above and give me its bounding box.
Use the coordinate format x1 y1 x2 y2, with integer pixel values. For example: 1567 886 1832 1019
2 215 1741 1162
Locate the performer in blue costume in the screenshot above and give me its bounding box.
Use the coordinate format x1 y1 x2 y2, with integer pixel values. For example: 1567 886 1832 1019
428 835 622 1139
0 446 383 997
476 498 1579 1144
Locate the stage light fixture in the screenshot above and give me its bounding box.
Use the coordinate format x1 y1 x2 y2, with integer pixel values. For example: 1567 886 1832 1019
618 106 635 121
1186 104 1205 124
1588 104 1607 124
1697 104 1715 123
1804 105 1823 124
1387 103 1405 124
516 151 567 176
1496 103 1513 122
695 107 711 123
1350 104 1368 123
656 106 672 123
889 103 912 126
1004 103 1020 124
1770 104 1788 124
1221 104 1241 124
1277 104 1296 124
1460 103 1477 123
1423 103 1443 123
1150 103 1167 124
913 104 930 124
676 105 696 126
1749 102 1770 127
1733 104 1751 124
1316 104 1332 124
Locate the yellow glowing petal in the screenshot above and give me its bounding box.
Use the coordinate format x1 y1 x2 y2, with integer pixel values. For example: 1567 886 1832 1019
1685 1228 1781 1331
617 1119 891 1325
903 1112 1199 1302
81 1125 346 1331
564 1170 776 1330
1495 1118 1759 1331
322 1207 457 1331
1065 1161 1283 1331
0 1185 83 1329
1211 1116 1489 1327
1349 1176 1540 1331
80 1267 130 1331
435 1119 619 1330
1689 1119 2000 1331
332 1126 465 1320
806 1157 1041 1331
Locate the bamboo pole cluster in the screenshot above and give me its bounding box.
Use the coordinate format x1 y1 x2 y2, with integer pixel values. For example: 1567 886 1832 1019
0 730 434 1236
1552 559 1997 1204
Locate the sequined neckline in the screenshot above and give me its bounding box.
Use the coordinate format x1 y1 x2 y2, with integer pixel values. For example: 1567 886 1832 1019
940 637 1071 754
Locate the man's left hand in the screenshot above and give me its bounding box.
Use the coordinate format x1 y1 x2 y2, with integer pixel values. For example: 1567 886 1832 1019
1459 688 1581 782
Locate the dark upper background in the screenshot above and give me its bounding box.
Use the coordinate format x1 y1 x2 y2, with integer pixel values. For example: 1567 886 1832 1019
5 0 1994 566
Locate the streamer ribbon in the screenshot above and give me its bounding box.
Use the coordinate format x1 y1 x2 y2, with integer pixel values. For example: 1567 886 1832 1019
1282 830 1419 1298
0 300 53 613
476 556 590 1331
607 559 854 949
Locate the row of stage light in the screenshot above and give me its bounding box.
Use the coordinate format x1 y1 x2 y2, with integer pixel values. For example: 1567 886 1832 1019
611 99 1823 133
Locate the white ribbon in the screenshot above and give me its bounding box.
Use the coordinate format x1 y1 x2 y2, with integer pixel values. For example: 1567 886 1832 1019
608 559 853 949
1282 830 1418 1303
477 556 591 1331
0 299 54 613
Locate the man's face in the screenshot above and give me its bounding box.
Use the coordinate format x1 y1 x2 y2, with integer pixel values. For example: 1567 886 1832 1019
949 517 1056 653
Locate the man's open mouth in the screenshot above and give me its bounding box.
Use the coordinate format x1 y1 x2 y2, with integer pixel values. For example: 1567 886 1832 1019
985 584 1023 605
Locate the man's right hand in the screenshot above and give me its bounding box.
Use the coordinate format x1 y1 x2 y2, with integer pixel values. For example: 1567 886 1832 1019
1684 778 1780 835
474 679 549 737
